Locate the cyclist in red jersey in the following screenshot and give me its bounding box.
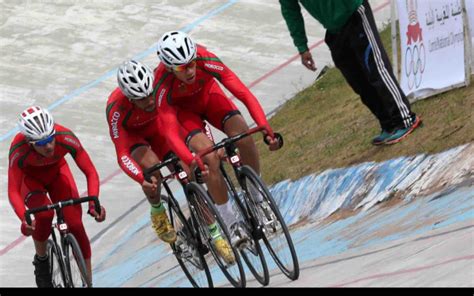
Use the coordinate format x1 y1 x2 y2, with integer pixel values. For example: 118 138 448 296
106 60 184 245
8 106 106 287
154 31 282 263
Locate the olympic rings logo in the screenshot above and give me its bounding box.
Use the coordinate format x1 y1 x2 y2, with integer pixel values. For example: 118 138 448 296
404 43 426 90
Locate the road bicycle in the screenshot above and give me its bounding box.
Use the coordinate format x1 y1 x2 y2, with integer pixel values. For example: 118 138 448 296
144 155 246 287
197 126 300 283
25 196 101 288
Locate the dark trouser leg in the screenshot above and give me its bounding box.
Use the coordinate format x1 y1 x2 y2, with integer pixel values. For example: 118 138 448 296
327 0 416 131
353 0 416 130
326 31 392 131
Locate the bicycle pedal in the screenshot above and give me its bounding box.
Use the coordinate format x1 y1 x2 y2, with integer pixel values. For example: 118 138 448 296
233 238 250 251
199 244 210 255
263 219 275 227
252 227 264 240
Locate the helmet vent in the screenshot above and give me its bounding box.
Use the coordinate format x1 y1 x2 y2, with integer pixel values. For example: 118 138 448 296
164 48 181 63
38 114 46 133
177 46 186 59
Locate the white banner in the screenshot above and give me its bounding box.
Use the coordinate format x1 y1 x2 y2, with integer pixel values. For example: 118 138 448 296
467 0 474 39
466 0 474 73
397 0 466 97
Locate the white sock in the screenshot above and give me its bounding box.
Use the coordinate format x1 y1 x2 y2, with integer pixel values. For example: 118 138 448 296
216 201 238 226
254 173 264 203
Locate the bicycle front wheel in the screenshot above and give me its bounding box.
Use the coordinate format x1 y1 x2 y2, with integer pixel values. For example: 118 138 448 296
222 165 269 286
238 231 269 286
64 234 92 287
186 182 246 288
48 239 67 288
168 197 213 288
239 165 300 281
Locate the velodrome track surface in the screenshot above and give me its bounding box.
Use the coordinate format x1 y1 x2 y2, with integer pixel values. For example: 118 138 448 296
1 0 472 287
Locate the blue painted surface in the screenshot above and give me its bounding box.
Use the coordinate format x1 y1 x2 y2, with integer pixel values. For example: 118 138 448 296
94 243 171 287
94 215 150 272
93 144 473 287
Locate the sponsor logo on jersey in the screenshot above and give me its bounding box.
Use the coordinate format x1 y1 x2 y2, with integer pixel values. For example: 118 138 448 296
205 63 224 71
111 112 121 139
121 156 140 176
64 137 80 147
10 152 20 167
158 88 166 107
204 124 214 142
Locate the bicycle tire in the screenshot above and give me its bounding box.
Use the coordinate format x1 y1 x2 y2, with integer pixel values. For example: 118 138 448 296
47 239 67 288
64 234 92 287
222 165 270 286
239 234 269 286
239 165 300 280
185 182 246 288
168 198 213 287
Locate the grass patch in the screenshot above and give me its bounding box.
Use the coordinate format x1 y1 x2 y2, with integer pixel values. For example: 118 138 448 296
257 27 474 184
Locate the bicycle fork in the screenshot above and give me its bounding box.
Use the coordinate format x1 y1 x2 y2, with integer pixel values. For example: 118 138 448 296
221 144 265 242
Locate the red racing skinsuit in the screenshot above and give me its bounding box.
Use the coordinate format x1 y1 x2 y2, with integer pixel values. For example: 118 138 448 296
154 45 273 166
106 88 182 184
8 124 99 260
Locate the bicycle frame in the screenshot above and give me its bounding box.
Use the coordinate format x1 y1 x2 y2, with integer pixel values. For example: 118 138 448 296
144 156 207 251
143 155 191 208
197 126 269 239
144 156 216 245
196 127 300 281
144 154 247 288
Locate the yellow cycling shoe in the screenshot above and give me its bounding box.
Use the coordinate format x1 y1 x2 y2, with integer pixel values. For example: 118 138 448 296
213 237 235 265
151 211 177 244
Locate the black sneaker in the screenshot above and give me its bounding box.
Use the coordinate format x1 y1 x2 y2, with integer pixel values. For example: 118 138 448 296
32 255 53 288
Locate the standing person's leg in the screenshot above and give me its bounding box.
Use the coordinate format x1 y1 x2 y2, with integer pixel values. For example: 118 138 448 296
47 163 93 283
353 0 420 139
325 30 392 133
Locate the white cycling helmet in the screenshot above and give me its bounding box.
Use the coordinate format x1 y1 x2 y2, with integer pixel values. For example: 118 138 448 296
117 60 154 100
157 31 197 67
18 106 55 141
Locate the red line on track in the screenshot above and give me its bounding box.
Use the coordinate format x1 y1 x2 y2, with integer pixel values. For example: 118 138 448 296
331 255 474 287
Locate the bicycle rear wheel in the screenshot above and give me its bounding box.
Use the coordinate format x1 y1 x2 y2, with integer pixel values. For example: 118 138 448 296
239 165 300 281
186 182 246 288
64 234 92 287
167 196 213 288
48 240 67 288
